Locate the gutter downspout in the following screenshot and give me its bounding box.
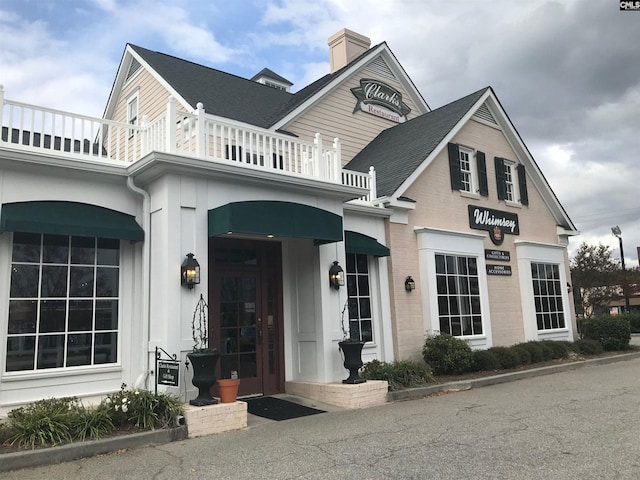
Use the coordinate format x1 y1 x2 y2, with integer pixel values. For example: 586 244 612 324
127 176 151 389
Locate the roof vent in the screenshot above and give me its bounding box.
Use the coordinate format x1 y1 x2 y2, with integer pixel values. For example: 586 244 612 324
328 28 371 73
251 68 293 93
473 102 498 125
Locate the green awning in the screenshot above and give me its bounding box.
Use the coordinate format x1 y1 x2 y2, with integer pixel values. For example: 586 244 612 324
0 201 144 241
208 201 343 244
345 230 390 257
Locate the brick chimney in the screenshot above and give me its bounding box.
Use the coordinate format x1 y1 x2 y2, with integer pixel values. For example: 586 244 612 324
328 28 371 73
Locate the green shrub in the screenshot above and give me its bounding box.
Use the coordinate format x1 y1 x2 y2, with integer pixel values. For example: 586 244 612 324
518 342 545 363
6 386 183 449
539 340 570 359
72 408 114 441
510 344 532 365
581 315 631 351
471 350 500 372
6 397 77 448
101 384 183 429
618 312 640 334
362 359 434 391
487 346 521 369
423 334 473 375
572 338 604 355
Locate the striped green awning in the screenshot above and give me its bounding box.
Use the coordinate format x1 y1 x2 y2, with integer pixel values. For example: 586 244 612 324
0 201 144 241
208 201 343 244
345 230 390 257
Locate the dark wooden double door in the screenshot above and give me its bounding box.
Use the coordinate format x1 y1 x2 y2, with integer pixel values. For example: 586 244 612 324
209 238 283 397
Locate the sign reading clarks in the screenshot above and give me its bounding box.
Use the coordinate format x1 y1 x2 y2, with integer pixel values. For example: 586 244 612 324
468 205 519 246
351 79 411 123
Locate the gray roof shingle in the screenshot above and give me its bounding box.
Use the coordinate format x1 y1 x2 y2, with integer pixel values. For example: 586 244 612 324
130 44 293 128
345 87 489 197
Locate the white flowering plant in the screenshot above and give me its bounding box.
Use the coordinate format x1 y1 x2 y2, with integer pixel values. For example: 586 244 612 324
101 383 183 430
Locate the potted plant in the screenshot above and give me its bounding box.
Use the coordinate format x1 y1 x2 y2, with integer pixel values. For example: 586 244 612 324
338 298 366 384
217 371 240 403
186 294 220 406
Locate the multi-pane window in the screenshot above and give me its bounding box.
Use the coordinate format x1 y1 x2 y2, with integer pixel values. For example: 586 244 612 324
127 95 138 137
346 253 373 342
6 233 120 372
459 147 473 193
503 161 515 202
436 253 483 336
531 262 565 330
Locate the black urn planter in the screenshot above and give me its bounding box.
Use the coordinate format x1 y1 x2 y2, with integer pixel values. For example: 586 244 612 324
187 351 220 406
338 340 366 384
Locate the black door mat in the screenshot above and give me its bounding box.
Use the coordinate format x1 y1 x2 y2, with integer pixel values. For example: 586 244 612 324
244 396 326 421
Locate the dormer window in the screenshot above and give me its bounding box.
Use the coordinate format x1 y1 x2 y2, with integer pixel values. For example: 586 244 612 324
250 68 293 93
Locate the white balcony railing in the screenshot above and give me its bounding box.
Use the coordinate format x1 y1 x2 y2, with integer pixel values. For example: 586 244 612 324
0 87 376 203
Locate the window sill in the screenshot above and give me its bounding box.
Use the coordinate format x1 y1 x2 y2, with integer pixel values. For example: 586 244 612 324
504 201 522 209
459 191 480 200
1 364 122 382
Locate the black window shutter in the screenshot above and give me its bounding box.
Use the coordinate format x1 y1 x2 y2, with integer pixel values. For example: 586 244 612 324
448 143 461 191
517 164 529 205
495 157 507 200
477 151 488 197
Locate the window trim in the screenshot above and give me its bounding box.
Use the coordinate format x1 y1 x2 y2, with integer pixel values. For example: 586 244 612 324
346 252 375 344
515 241 573 342
127 92 139 137
416 227 493 349
5 233 121 374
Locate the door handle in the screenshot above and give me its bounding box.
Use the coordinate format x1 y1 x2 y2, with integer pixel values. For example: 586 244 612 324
257 317 262 344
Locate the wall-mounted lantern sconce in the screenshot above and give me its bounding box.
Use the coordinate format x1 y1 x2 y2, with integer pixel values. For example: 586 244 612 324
181 253 200 289
405 276 416 292
329 261 345 290
567 282 572 293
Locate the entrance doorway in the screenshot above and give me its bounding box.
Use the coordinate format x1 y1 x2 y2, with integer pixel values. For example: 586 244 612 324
209 237 283 397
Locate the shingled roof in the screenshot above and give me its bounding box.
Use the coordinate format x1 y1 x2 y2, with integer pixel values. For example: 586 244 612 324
129 44 293 128
129 42 387 131
345 87 489 198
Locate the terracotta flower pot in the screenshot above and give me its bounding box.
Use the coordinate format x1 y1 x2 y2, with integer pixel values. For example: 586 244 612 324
217 378 241 403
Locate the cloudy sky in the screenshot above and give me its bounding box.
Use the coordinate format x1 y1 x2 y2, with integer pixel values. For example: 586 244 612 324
1 0 638 264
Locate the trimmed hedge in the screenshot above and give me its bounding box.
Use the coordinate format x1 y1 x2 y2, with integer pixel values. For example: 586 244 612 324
362 359 434 391
425 336 603 376
581 315 631 351
423 334 473 375
572 338 604 355
487 346 521 369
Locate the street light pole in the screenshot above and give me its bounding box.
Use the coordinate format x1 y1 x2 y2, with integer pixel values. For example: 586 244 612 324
611 225 630 313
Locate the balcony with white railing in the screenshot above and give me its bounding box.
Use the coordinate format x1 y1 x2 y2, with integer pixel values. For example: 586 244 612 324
0 87 377 205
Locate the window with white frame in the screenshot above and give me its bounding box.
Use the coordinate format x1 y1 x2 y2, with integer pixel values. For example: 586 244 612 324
127 94 138 137
503 160 516 202
435 253 483 336
346 253 373 342
459 147 474 193
531 262 565 330
6 233 120 372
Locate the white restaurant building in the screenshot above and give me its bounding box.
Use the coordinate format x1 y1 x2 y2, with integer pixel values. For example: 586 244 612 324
0 29 578 411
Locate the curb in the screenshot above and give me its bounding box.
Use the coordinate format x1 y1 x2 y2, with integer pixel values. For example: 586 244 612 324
387 351 640 402
0 425 188 473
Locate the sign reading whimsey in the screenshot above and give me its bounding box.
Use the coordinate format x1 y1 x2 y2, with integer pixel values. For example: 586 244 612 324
486 264 512 276
351 78 411 123
468 205 519 246
485 249 511 262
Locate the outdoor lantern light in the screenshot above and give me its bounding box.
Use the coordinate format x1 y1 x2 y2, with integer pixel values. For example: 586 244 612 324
405 276 416 292
181 253 200 289
329 261 345 290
